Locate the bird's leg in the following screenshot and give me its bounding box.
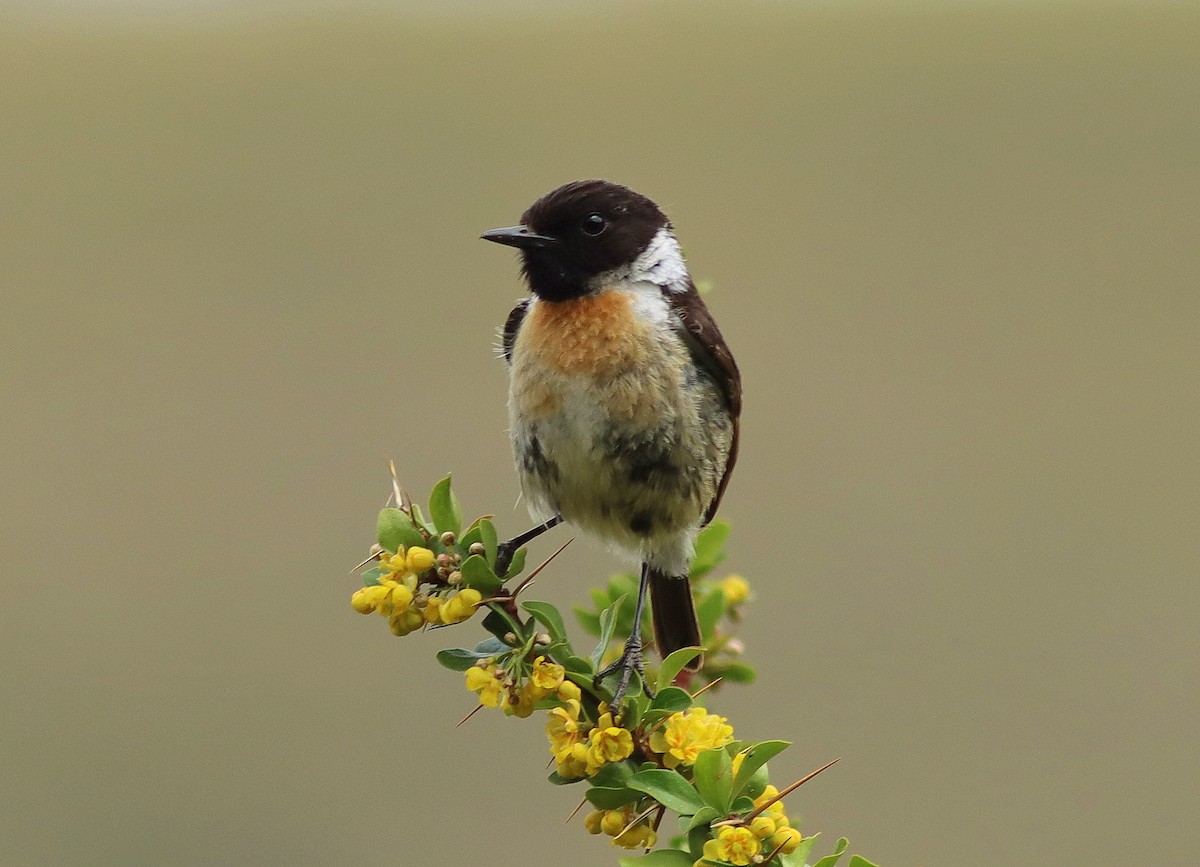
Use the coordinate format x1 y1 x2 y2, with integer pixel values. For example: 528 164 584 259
594 561 655 707
494 514 563 577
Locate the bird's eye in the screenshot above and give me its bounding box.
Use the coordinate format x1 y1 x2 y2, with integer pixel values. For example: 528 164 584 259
581 213 607 236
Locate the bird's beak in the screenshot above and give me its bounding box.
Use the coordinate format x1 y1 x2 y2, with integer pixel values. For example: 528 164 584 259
480 225 559 250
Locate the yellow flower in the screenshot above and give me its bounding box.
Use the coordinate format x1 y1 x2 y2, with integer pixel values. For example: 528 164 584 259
377 581 414 617
555 742 591 780
586 710 634 775
389 608 424 636
771 826 803 855
502 684 536 718
557 680 582 703
546 699 585 760
529 656 566 696
465 664 504 708
350 584 389 614
422 595 442 624
379 549 411 577
440 588 482 624
720 575 750 606
648 707 734 768
405 546 435 573
703 826 760 866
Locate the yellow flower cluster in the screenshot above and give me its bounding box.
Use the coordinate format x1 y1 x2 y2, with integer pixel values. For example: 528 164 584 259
583 806 657 850
648 707 735 768
545 701 635 779
466 657 577 720
351 545 482 634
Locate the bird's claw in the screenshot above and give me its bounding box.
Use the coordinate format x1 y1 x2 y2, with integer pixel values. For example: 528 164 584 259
593 634 655 708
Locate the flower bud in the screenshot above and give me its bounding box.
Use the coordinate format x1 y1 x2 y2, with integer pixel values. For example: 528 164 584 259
439 531 456 546
599 810 626 837
583 810 604 835
469 542 486 556
749 816 776 839
772 827 803 855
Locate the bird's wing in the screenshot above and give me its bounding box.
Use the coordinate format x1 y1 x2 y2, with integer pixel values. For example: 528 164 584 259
665 284 742 524
501 298 531 364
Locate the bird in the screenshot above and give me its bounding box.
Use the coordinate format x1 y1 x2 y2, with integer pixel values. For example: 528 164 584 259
481 179 741 704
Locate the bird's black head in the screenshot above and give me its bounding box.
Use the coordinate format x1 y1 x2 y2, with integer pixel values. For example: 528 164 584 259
481 179 668 302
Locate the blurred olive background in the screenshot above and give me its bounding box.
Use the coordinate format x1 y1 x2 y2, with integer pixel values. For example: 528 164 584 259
2 1 1197 864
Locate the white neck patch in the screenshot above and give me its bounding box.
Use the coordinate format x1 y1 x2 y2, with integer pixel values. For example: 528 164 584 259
629 225 690 293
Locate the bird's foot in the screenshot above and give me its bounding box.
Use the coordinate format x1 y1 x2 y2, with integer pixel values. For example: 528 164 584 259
594 633 655 708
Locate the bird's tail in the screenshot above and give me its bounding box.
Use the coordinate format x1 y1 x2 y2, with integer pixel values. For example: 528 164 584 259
648 567 704 671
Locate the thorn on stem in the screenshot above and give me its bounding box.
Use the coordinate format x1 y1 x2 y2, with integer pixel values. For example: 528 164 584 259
455 704 485 728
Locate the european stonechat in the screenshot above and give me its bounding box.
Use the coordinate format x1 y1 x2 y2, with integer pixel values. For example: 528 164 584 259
482 179 741 702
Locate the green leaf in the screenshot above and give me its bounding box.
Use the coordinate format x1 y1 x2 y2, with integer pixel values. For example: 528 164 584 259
683 805 719 831
847 857 880 867
458 524 483 551
459 554 502 594
812 837 850 867
574 606 601 636
481 608 521 643
499 546 526 581
479 518 498 567
590 761 634 788
730 740 790 799
585 786 642 809
627 769 705 816
620 694 644 730
692 747 733 813
376 508 424 553
360 566 384 587
731 795 755 813
410 502 435 535
522 600 567 644
471 635 504 653
696 588 726 643
687 825 710 859
648 686 693 715
741 764 770 800
690 520 730 578
657 647 703 692
428 475 462 536
547 771 584 785
435 646 503 671
591 594 626 670
618 849 695 867
564 656 594 677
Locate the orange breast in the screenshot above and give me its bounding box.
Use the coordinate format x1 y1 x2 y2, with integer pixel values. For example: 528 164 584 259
519 291 653 377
